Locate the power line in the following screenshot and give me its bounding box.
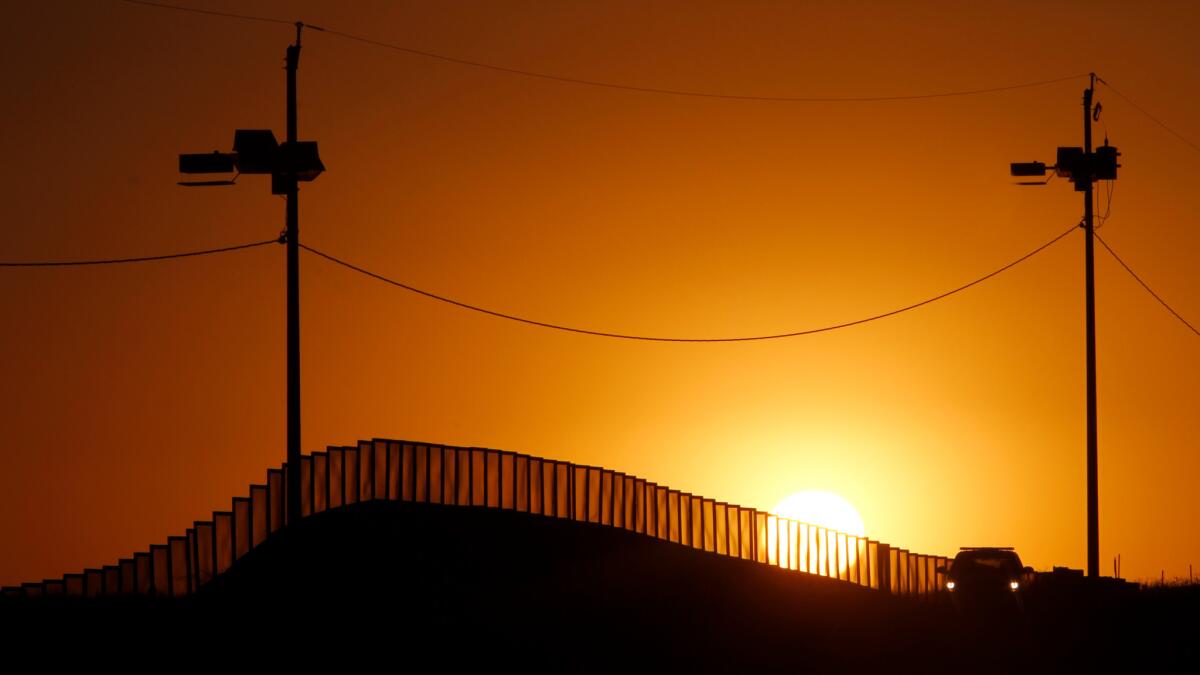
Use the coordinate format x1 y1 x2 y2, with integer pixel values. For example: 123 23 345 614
300 225 1077 343
119 0 291 26
1094 233 1199 336
1097 77 1200 154
0 239 277 267
1094 179 1115 229
318 28 1086 102
118 0 1086 103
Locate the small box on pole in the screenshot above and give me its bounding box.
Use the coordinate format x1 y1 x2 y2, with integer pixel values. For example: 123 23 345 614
233 130 279 174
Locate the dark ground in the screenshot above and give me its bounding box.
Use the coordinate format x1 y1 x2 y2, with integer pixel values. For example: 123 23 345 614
3 501 1195 672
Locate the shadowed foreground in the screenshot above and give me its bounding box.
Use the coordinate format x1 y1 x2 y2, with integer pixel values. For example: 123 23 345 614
4 501 1194 672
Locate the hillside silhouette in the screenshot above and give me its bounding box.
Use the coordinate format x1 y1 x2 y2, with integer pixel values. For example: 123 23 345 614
3 499 1194 672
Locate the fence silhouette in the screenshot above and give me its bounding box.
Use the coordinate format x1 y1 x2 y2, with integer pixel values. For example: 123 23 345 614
1 438 950 600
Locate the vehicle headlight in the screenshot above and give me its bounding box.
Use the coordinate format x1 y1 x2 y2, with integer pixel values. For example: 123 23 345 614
1009 581 1020 590
946 581 956 590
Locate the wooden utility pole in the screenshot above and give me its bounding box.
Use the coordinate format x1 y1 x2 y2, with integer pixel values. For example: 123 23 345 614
1009 72 1118 579
285 23 302 528
179 23 324 531
1082 74 1099 579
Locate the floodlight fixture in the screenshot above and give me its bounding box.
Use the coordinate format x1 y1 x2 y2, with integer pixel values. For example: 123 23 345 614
1011 145 1119 190
232 129 279 174
180 132 324 193
1056 147 1085 181
179 151 236 174
1009 162 1047 177
279 141 325 181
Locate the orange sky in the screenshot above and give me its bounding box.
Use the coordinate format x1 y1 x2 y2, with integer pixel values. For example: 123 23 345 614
2 0 1197 587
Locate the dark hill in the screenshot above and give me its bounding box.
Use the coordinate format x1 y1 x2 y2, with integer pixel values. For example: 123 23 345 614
199 500 959 671
5 501 1193 673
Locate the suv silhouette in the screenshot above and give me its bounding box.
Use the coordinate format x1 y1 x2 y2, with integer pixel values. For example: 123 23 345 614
941 547 1033 610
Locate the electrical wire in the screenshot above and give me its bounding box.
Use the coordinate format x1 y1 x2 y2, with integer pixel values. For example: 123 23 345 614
118 0 291 26
299 225 1077 342
316 28 1086 102
1101 180 1114 226
0 239 277 267
118 0 1086 103
1092 107 1115 229
1094 233 1199 337
1097 77 1200 154
1093 179 1115 229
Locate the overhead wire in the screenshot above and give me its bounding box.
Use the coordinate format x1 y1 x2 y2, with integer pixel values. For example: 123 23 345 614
1 227 1079 342
1099 176 1113 228
1094 233 1199 337
1095 179 1115 228
0 239 277 267
314 29 1086 102
1083 87 1197 334
118 0 1086 103
1092 107 1114 229
97 4 1193 344
1097 76 1200 155
299 225 1077 343
118 0 292 26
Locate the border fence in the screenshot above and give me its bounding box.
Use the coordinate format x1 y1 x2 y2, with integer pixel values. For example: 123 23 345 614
1 438 950 600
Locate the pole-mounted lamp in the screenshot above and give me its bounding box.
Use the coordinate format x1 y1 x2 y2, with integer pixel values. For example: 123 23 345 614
1008 73 1119 579
179 129 324 191
177 23 323 530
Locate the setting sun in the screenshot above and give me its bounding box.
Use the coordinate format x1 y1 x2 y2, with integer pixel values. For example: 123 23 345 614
774 491 866 538
766 491 867 575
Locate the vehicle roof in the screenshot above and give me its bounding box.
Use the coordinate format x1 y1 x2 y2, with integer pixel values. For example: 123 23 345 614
958 546 1014 551
952 548 1023 564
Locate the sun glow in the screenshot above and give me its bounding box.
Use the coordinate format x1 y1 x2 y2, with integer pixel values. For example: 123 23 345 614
775 491 866 537
767 491 867 577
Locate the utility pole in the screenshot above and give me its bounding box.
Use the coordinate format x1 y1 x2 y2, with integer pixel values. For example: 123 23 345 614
178 23 324 530
1010 73 1118 579
285 23 303 529
1081 75 1099 580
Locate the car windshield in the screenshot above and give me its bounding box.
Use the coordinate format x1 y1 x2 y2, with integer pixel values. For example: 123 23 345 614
954 551 1021 570
962 556 1009 569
